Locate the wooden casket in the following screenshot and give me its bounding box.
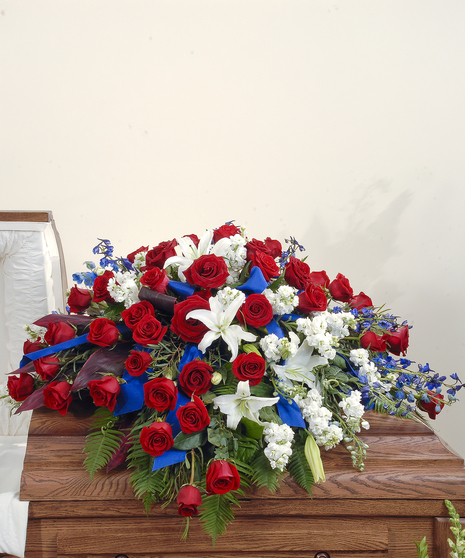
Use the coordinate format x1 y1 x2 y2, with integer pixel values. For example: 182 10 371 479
19 404 465 558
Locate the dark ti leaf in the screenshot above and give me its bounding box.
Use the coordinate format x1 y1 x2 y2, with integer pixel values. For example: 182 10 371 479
106 430 132 472
15 385 45 414
34 314 94 334
173 429 207 450
71 343 132 391
9 360 36 377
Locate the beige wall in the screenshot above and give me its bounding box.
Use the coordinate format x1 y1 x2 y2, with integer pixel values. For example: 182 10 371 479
1 1 464 457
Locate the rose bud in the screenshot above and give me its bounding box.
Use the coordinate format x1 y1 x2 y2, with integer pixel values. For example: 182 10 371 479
44 321 75 346
386 326 409 356
184 254 229 289
329 273 353 302
132 315 167 346
213 224 241 243
177 485 202 517
68 285 92 313
178 360 213 397
139 421 174 457
144 377 177 412
232 353 266 386
43 381 72 416
34 356 61 381
87 318 120 347
237 293 273 328
360 331 388 352
121 300 155 331
206 460 240 494
92 270 115 304
308 270 330 289
350 292 373 311
419 390 445 420
125 350 153 377
176 395 210 434
23 339 46 354
88 376 121 413
7 374 35 402
284 257 311 290
297 283 328 313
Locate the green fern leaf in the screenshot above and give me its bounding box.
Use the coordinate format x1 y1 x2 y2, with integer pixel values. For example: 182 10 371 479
83 407 124 480
288 439 314 495
250 451 283 492
199 491 239 545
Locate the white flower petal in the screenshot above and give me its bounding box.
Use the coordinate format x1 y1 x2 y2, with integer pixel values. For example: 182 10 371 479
198 229 214 256
186 309 218 331
197 330 220 353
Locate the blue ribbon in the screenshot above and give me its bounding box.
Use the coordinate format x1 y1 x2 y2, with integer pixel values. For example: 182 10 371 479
179 343 203 371
113 343 152 416
152 390 190 471
277 394 306 428
153 448 187 471
168 280 196 298
236 266 268 294
265 318 285 339
336 352 359 376
279 313 301 323
19 324 130 368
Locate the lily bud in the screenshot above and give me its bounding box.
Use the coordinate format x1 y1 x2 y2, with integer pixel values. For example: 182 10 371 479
304 433 326 483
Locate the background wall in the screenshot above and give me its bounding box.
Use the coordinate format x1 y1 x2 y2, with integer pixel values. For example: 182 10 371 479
1 1 464 457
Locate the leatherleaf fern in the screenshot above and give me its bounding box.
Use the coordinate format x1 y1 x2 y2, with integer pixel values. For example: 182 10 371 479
83 407 125 480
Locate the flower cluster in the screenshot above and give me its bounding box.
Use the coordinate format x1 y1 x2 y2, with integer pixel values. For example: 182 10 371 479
5 223 464 542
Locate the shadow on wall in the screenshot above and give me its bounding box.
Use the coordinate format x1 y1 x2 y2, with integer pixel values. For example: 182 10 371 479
304 180 413 301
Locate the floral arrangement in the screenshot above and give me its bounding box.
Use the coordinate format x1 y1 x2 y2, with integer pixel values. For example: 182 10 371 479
5 223 464 541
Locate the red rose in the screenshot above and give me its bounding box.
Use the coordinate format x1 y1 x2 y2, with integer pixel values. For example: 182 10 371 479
329 273 354 302
284 258 311 290
144 240 178 269
386 326 409 356
360 331 388 352
125 350 153 377
177 485 202 517
92 270 115 303
178 360 213 397
144 377 177 412
213 224 241 243
87 318 120 347
88 376 121 412
7 374 35 402
43 381 72 416
419 390 445 420
206 460 240 494
308 270 330 288
176 395 210 434
139 421 174 457
127 245 148 264
132 315 167 346
249 251 280 282
237 293 273 328
297 283 328 313
232 353 266 386
34 356 61 380
23 339 46 354
121 301 155 331
264 237 282 259
140 268 170 293
350 292 373 311
44 321 75 346
68 286 92 313
184 254 229 289
170 295 210 343
246 238 271 259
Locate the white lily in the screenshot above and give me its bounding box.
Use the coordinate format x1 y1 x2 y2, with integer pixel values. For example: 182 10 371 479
163 229 232 281
187 292 256 361
271 339 327 389
213 380 280 430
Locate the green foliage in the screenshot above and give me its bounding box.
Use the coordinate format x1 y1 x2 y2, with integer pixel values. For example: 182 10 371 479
250 382 275 398
414 536 429 558
445 499 465 557
127 433 173 514
259 405 283 425
199 491 240 545
83 407 124 480
288 436 314 495
173 429 208 451
250 451 283 492
102 301 126 321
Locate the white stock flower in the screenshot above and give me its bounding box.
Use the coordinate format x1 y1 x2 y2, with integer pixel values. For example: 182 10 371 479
107 271 140 308
264 285 299 315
